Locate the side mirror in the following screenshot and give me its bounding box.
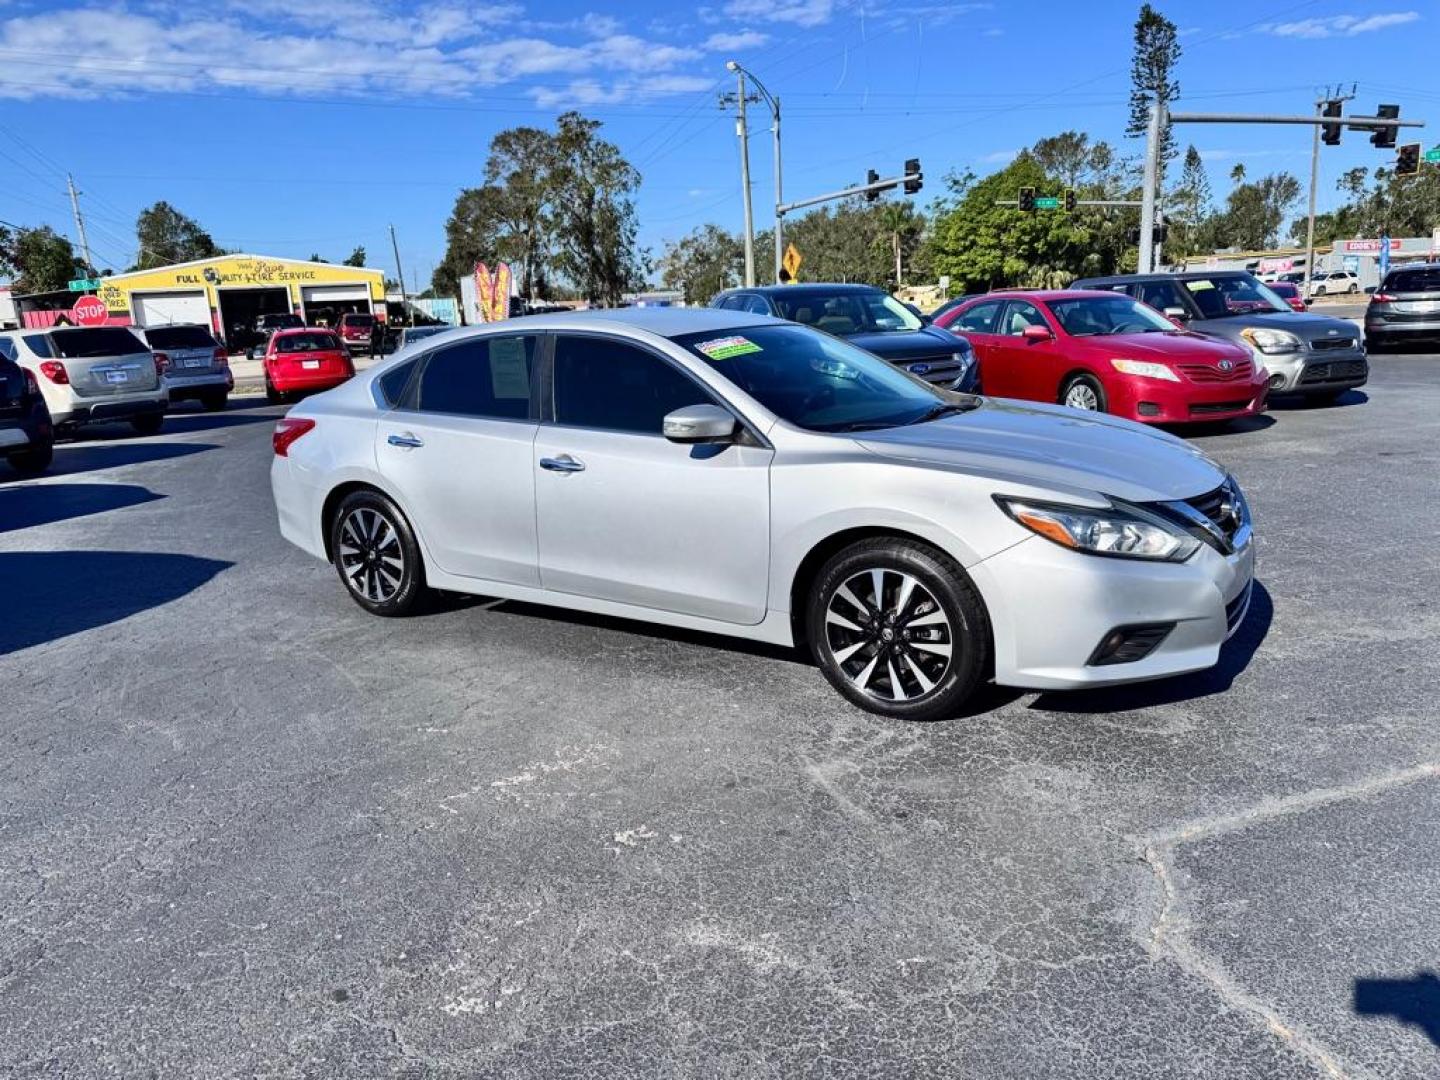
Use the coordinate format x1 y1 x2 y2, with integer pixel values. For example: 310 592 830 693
1021 324 1052 343
662 403 738 444
1163 306 1188 320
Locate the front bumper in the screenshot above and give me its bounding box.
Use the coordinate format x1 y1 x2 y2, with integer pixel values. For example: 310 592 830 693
1259 347 1368 393
969 530 1255 690
1109 376 1269 425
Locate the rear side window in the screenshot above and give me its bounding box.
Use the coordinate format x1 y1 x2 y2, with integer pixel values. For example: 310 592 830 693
49 327 146 358
953 300 1002 333
376 359 419 407
411 335 536 420
277 332 341 352
0 338 17 363
1383 268 1440 292
1136 279 1190 314
22 334 53 358
552 335 712 435
144 325 217 349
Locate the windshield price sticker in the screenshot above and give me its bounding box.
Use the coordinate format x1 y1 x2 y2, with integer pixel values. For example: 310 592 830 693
695 336 762 360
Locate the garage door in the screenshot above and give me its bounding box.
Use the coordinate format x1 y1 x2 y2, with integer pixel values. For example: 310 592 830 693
302 285 369 305
134 290 211 328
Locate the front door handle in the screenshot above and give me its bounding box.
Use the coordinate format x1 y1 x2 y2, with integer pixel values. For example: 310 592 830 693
387 432 424 449
539 454 585 474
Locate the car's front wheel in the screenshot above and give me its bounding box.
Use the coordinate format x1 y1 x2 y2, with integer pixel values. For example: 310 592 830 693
6 443 52 475
329 489 430 616
131 414 163 435
1061 374 1106 413
806 538 990 721
201 391 228 412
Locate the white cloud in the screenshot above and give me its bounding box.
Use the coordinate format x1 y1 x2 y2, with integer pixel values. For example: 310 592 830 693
979 149 1018 164
530 74 712 109
722 0 835 28
703 29 770 51
1265 10 1419 37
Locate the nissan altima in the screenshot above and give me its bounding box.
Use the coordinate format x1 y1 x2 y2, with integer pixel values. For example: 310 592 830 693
270 308 1255 721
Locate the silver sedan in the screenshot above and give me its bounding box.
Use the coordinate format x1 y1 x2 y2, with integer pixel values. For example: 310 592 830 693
270 307 1254 720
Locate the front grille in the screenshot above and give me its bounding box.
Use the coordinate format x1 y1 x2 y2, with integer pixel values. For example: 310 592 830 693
1310 336 1357 352
1185 483 1242 544
1300 360 1366 384
1225 580 1253 632
897 357 960 385
1178 358 1254 383
1188 400 1252 416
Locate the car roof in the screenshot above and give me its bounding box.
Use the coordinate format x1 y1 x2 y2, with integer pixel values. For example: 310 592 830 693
1076 270 1253 284
961 289 1133 301
273 326 332 335
491 306 788 338
720 283 884 297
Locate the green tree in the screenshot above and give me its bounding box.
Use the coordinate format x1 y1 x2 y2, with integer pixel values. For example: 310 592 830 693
343 246 366 267
309 253 323 262
1206 172 1302 250
550 112 646 306
1126 3 1181 181
1167 145 1212 260
134 201 221 270
0 226 85 293
657 224 744 303
433 185 508 297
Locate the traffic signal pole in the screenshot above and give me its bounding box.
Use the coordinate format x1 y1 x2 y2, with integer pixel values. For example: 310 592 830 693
1138 102 1162 276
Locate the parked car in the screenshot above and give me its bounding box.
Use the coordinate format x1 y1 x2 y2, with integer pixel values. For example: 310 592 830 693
0 326 167 435
1267 282 1308 313
1364 263 1440 352
392 325 453 352
934 290 1266 424
135 324 232 412
0 346 53 474
1307 270 1361 297
1073 271 1368 402
711 284 978 392
258 328 355 404
270 308 1255 721
338 312 378 356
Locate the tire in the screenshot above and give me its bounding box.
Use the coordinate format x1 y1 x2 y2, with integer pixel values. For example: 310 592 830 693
201 391 228 412
265 376 283 405
130 413 163 436
1365 335 1385 354
329 489 431 617
1348 283 1358 294
806 537 990 721
1060 373 1107 413
7 442 53 475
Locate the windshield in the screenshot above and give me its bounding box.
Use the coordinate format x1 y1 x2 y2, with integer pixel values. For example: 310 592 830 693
1181 276 1290 318
771 291 923 335
144 325 217 349
276 332 341 353
1049 295 1177 336
49 327 147 358
674 324 953 433
341 314 375 326
1383 268 1440 292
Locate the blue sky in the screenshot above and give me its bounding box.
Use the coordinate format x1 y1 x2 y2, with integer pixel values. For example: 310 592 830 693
1 0 1434 287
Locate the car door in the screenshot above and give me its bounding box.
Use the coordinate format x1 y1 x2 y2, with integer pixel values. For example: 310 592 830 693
984 300 1058 400
946 299 1005 386
374 333 541 586
533 333 773 625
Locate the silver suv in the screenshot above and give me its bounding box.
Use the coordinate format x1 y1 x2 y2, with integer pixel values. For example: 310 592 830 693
135 324 232 412
0 326 168 434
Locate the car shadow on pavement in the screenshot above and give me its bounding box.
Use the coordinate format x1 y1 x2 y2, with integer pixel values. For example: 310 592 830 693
0 483 163 533
1354 972 1440 1045
0 551 232 656
1026 580 1274 714
0 442 218 485
1269 389 1369 410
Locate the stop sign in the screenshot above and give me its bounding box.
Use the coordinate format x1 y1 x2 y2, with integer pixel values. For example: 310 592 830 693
72 294 108 326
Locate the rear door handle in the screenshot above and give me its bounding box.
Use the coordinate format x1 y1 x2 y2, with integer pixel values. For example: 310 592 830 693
539 454 585 473
387 433 423 449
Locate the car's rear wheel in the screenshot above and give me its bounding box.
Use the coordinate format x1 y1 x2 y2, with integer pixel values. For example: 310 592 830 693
6 443 52 475
1348 282 1358 294
330 489 430 617
1061 374 1106 413
265 376 283 405
806 538 989 721
131 414 163 435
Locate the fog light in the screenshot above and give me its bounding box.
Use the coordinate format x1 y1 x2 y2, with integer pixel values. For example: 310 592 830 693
1087 623 1175 666
1137 402 1160 417
1268 374 1285 389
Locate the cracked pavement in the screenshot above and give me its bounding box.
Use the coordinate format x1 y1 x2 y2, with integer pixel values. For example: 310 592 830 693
2 355 1438 1077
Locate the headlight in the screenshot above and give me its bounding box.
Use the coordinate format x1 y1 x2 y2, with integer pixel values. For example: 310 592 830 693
1240 327 1302 354
1110 358 1179 381
994 496 1200 562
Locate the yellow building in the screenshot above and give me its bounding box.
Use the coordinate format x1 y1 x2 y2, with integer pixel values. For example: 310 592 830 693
96 254 386 347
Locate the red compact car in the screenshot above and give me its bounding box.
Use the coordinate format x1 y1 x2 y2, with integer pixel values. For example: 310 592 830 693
935 290 1268 424
1268 281 1309 313
262 328 355 404
337 312 377 355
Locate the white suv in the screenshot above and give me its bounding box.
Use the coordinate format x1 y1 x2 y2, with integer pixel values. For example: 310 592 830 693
0 326 168 434
1307 270 1361 297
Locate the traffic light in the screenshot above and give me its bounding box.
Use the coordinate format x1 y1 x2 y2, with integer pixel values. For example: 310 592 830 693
865 168 881 202
1063 188 1077 212
903 158 922 195
1321 99 1343 146
1396 142 1422 177
1153 223 1169 245
1018 186 1036 212
1371 104 1399 149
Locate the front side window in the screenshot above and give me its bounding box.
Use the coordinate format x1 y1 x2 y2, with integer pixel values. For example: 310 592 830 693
411 335 535 420
743 294 772 316
675 324 948 433
553 335 712 435
1000 301 1048 336
1137 279 1190 315
1049 296 1177 336
953 300 1002 333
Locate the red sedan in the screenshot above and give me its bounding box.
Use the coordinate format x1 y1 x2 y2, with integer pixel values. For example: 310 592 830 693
936 290 1268 425
1268 281 1309 313
262 328 355 404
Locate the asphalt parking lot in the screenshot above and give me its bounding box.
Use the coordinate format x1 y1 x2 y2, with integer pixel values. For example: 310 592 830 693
3 351 1439 1078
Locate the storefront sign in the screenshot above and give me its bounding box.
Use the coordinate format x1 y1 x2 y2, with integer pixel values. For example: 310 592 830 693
1338 238 1402 253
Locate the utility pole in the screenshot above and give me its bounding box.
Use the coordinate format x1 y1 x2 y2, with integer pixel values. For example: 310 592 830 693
1138 102 1162 274
66 174 93 274
771 95 783 285
1304 85 1355 298
721 65 757 287
388 224 409 326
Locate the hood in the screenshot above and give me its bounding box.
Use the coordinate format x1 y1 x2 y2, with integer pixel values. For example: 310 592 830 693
843 326 966 361
856 397 1225 504
1194 310 1353 337
1091 330 1248 362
